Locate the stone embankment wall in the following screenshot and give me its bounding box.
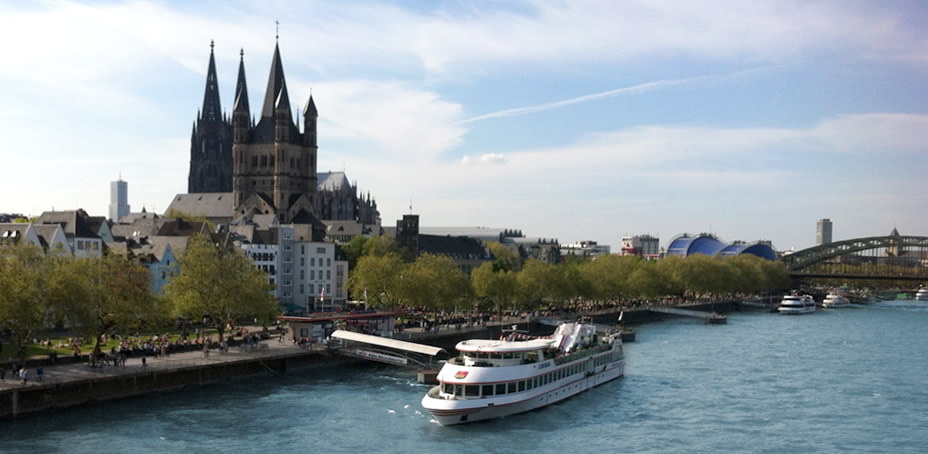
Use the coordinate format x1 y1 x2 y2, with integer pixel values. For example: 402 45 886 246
0 352 338 420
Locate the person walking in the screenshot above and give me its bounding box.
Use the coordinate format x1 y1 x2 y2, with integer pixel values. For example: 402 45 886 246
20 368 28 386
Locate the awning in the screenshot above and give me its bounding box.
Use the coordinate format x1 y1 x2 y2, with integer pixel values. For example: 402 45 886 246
330 330 445 357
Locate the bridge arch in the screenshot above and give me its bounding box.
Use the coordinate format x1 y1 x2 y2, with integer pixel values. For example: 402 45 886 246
781 235 928 280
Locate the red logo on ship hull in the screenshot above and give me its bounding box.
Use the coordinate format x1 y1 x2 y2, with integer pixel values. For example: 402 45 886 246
454 371 468 379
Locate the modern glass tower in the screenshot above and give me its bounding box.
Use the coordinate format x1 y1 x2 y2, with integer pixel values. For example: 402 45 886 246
816 218 832 245
109 178 130 222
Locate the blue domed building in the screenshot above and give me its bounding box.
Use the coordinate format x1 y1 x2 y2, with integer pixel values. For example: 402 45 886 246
666 233 776 260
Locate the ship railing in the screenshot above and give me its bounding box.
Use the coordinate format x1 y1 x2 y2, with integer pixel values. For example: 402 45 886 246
553 344 610 366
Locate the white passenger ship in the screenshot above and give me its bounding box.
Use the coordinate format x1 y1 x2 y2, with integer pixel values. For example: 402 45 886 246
821 292 851 308
778 294 816 314
421 321 625 425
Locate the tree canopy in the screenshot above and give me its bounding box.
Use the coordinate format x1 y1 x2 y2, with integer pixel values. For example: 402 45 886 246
163 234 277 342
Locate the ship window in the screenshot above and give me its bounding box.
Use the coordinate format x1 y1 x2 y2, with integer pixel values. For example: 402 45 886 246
503 352 513 360
454 384 463 397
518 381 526 392
465 385 479 397
513 353 522 360
443 383 453 394
527 379 533 390
482 385 494 396
507 382 516 393
496 383 506 395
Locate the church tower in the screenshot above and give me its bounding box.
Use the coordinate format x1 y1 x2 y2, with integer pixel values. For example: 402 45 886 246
188 40 234 193
232 39 318 223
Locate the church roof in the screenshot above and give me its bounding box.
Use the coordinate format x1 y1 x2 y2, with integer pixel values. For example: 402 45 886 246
167 193 234 220
234 48 249 114
303 94 317 116
261 42 288 119
317 171 351 192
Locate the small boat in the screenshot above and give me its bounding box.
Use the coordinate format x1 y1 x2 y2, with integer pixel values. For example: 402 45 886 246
821 292 851 308
421 321 625 425
916 288 928 302
778 294 816 314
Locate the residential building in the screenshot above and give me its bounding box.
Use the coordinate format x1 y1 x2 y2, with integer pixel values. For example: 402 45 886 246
35 209 103 258
561 240 611 259
621 234 661 258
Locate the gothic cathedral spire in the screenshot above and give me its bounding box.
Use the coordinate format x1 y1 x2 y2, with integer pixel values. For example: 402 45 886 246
201 40 222 123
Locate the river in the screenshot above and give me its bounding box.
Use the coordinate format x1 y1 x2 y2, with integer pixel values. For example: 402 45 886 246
2 299 927 453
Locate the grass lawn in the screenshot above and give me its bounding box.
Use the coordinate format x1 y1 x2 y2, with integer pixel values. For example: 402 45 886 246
0 329 221 360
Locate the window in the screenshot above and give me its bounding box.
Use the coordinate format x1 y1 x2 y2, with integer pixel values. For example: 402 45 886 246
327 258 331 266
443 383 453 394
311 258 315 266
300 258 305 266
326 284 331 294
507 382 517 393
300 270 304 280
299 284 304 294
496 383 506 395
311 270 315 280
326 270 331 279
301 245 305 254
316 247 325 254
309 284 315 294
482 385 494 397
464 385 478 397
518 381 526 392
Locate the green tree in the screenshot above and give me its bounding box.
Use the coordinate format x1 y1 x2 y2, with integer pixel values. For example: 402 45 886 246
340 235 370 271
362 235 401 258
399 254 471 310
164 234 277 342
485 242 521 272
348 253 407 309
0 243 53 362
471 261 517 312
516 260 568 309
61 254 165 361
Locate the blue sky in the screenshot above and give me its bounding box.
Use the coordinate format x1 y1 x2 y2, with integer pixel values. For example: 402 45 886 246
1 0 926 251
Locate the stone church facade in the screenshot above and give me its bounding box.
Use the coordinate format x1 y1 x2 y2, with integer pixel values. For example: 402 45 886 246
187 39 379 225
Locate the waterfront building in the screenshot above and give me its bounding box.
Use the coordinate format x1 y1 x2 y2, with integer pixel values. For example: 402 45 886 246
35 209 104 258
395 214 493 275
666 233 776 260
0 222 70 255
561 240 611 259
231 219 346 313
817 218 833 245
109 178 130 222
417 226 560 265
621 234 661 259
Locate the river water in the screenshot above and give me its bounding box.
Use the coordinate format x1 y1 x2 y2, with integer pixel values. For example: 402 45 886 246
3 300 927 453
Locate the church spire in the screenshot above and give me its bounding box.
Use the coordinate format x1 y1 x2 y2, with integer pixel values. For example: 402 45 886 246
233 48 250 115
261 42 289 119
201 40 222 123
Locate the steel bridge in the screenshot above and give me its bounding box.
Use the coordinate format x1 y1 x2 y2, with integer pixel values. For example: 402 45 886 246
781 234 928 281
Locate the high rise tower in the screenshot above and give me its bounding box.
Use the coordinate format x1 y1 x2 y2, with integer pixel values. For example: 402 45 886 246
109 178 129 222
188 40 234 193
816 218 832 245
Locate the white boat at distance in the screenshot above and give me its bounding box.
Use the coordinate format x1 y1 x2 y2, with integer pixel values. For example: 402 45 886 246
916 288 928 301
821 292 851 308
778 294 816 314
421 321 624 425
